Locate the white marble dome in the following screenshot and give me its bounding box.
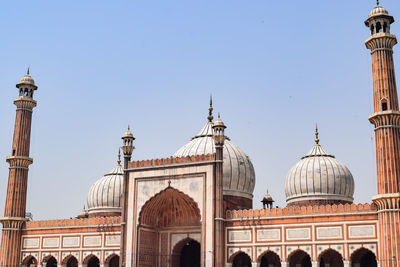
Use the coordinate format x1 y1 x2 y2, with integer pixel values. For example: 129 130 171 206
19 74 35 86
284 141 354 205
87 164 123 215
369 5 389 18
174 121 255 200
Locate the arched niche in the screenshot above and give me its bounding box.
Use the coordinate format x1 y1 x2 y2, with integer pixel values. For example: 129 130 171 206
83 254 100 267
62 256 78 267
231 252 252 267
22 255 38 267
105 254 119 267
171 238 200 267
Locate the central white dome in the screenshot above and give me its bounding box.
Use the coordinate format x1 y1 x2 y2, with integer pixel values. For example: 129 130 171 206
174 121 255 200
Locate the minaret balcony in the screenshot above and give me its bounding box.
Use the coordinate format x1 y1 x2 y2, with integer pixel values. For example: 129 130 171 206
6 156 33 169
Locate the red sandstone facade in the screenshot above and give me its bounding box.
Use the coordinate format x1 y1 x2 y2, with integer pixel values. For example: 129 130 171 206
0 3 399 267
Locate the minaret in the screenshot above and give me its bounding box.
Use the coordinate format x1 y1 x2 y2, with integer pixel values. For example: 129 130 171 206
120 127 135 267
212 114 226 267
365 2 400 266
0 70 38 267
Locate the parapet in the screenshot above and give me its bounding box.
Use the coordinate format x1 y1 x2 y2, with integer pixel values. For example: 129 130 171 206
128 154 215 169
226 203 377 219
25 216 121 229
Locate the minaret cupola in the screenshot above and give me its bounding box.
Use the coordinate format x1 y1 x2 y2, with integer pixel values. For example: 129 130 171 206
16 68 37 99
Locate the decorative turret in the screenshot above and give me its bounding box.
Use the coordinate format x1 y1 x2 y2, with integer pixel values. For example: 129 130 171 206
120 126 135 267
0 70 38 267
261 191 274 209
366 2 400 266
212 113 226 267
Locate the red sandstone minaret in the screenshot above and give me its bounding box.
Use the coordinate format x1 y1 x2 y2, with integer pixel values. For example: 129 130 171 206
365 2 400 266
0 70 38 267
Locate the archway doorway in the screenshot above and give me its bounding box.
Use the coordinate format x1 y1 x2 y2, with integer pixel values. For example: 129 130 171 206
260 251 281 267
232 252 252 267
350 248 377 267
319 249 343 267
22 256 37 267
288 250 311 267
179 240 200 267
107 255 119 267
138 186 201 266
44 256 57 267
86 256 100 267
66 257 78 267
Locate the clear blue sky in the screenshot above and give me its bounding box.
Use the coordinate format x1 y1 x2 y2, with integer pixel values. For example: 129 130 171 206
0 0 399 220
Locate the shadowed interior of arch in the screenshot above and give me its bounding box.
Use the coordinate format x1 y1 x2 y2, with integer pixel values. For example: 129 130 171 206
260 250 281 267
288 250 311 267
232 252 252 267
319 249 343 267
350 248 377 267
43 256 57 267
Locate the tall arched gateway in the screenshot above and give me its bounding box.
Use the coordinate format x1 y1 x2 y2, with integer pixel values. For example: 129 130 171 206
137 186 201 267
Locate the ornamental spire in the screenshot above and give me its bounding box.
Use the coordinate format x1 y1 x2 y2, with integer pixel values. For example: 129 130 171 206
377 0 379 6
315 124 320 145
27 66 30 75
208 95 214 122
117 148 121 165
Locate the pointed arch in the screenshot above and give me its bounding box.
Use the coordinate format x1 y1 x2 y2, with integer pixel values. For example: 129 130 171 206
83 254 100 267
231 252 252 267
287 249 311 267
228 250 252 263
105 254 119 267
171 238 200 267
258 250 281 267
61 255 78 267
42 255 57 267
22 255 38 266
350 247 377 267
139 186 201 227
318 248 343 267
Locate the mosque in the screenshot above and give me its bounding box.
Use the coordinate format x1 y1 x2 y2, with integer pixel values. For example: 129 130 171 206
0 2 399 267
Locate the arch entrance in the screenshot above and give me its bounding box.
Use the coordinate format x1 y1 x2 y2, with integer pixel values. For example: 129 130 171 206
232 252 252 267
350 248 377 267
137 186 201 266
319 249 343 267
43 256 57 267
288 250 311 267
171 239 200 267
260 251 281 267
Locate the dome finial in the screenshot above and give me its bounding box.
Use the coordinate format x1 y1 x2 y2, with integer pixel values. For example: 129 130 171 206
208 95 214 122
117 148 121 165
377 0 380 6
315 124 320 145
27 66 30 75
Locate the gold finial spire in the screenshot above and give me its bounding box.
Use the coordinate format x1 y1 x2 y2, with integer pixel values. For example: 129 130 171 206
117 148 121 165
27 67 30 75
315 124 320 145
208 95 214 122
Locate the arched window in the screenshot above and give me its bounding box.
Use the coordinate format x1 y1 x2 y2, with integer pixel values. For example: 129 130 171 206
381 99 388 111
370 24 375 35
383 22 388 33
376 22 382 33
106 254 120 267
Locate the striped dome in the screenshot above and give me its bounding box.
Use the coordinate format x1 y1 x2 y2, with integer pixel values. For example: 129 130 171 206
174 121 255 199
284 143 354 205
87 164 123 215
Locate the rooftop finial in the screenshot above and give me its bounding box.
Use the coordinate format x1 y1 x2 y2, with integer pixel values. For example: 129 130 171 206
377 0 380 6
208 95 214 122
27 67 30 75
128 125 130 131
315 124 320 145
117 148 121 165
218 112 221 119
